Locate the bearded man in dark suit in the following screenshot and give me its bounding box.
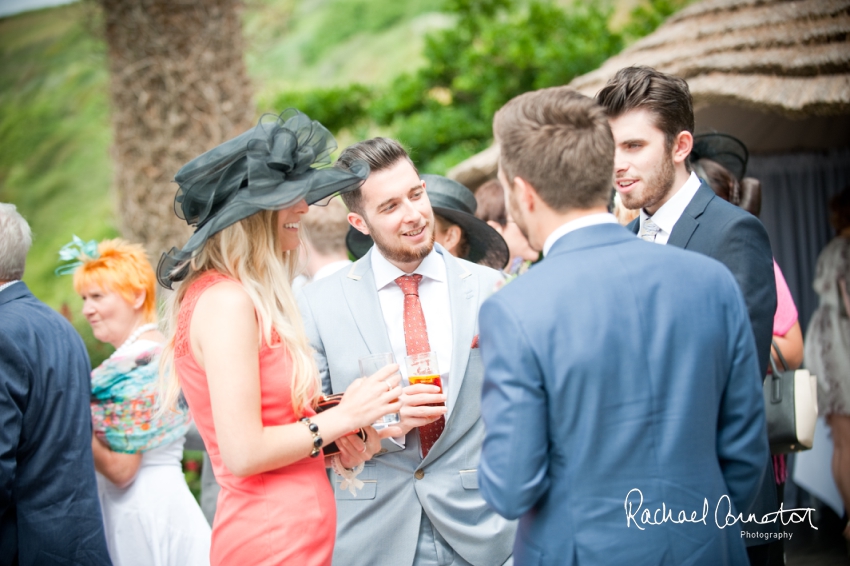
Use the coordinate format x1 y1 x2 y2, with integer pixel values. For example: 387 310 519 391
597 66 779 566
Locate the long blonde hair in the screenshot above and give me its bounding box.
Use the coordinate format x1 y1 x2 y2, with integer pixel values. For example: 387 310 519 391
158 209 319 417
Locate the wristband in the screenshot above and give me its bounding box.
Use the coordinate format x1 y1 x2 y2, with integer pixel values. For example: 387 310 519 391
331 455 365 496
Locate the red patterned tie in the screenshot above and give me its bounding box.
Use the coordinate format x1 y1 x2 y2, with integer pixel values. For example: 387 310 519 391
395 274 445 457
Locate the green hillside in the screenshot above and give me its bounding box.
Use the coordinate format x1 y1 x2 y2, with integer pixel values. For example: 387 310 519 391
0 4 115 362
0 0 446 363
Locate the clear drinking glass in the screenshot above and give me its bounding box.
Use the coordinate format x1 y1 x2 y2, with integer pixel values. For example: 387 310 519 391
358 352 401 430
404 351 444 407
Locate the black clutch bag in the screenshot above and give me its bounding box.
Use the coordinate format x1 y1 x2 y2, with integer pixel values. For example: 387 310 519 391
315 393 367 456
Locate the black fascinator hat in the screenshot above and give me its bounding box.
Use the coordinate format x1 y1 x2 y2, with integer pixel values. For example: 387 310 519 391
690 133 748 181
158 109 369 289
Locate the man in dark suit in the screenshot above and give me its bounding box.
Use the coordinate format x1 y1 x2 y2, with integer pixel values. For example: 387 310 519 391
478 86 768 565
0 203 110 566
596 66 779 565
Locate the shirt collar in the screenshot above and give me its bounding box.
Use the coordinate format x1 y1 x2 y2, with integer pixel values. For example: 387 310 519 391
0 280 20 294
640 172 702 234
542 213 619 257
371 245 446 291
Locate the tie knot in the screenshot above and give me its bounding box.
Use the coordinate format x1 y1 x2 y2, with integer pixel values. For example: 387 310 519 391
395 274 423 296
640 218 661 242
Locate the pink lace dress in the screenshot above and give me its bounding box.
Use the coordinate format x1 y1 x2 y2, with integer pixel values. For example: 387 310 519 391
174 271 335 565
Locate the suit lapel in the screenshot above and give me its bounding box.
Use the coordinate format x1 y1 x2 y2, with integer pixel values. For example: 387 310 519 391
340 252 393 355
420 249 478 466
444 250 476 415
667 182 714 249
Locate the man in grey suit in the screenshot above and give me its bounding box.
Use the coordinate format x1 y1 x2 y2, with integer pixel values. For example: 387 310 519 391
297 138 516 566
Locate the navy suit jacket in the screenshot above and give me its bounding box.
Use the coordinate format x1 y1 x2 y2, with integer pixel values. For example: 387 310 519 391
0 283 110 566
478 224 769 566
628 183 779 543
627 183 776 378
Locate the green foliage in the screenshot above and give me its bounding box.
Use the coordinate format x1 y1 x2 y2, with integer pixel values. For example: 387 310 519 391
268 84 374 134
625 0 692 43
0 4 118 368
371 0 625 172
182 450 204 503
278 0 689 174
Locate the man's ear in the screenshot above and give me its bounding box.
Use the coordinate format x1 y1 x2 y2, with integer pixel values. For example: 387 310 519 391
513 176 538 212
444 224 462 251
347 212 370 235
672 130 694 166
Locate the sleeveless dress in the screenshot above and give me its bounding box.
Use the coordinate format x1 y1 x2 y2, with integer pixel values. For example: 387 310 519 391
175 271 336 566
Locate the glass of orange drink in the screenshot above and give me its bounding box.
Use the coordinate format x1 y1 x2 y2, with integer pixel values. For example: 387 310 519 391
404 352 444 407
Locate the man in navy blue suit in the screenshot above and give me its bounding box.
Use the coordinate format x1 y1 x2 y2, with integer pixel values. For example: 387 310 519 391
478 87 769 565
596 66 779 564
0 203 110 566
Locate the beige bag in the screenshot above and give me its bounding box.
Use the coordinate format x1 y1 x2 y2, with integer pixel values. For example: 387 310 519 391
763 340 818 453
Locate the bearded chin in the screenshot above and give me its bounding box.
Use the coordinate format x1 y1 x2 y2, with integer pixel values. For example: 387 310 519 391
367 221 435 264
622 154 676 211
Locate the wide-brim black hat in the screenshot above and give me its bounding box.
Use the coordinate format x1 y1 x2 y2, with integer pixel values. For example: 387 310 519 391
346 174 509 270
158 110 369 289
690 133 748 181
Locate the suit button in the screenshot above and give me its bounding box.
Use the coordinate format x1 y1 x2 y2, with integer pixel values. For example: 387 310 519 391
414 469 425 480
377 448 388 455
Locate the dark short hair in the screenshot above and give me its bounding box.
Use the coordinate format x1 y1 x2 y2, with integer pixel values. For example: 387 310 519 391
494 86 614 211
596 66 694 150
335 137 418 215
474 179 507 225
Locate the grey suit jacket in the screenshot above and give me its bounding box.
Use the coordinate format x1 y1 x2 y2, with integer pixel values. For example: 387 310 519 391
297 245 516 566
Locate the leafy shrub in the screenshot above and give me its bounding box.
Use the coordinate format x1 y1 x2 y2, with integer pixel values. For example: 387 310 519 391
268 84 373 133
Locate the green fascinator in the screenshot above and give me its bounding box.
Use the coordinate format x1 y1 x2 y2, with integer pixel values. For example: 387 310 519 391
55 235 99 276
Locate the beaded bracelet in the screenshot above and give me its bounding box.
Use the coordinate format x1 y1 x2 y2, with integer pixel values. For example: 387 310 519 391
299 417 323 458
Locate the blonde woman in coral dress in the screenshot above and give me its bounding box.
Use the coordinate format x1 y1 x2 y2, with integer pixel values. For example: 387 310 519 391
157 111 403 565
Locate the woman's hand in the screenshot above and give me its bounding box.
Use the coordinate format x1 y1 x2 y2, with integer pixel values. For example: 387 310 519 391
333 364 403 431
337 426 383 469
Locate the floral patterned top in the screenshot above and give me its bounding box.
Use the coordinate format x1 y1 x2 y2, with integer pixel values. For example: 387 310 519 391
91 340 190 454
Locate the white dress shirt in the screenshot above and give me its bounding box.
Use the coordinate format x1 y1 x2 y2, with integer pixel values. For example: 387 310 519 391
638 172 702 245
542 213 619 257
371 246 454 416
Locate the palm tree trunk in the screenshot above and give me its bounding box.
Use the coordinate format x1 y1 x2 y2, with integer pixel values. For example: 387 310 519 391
98 0 254 257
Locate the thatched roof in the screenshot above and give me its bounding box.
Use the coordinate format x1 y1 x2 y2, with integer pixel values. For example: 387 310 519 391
448 0 850 189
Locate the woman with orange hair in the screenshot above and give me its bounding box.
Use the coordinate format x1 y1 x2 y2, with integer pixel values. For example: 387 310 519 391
58 236 211 566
